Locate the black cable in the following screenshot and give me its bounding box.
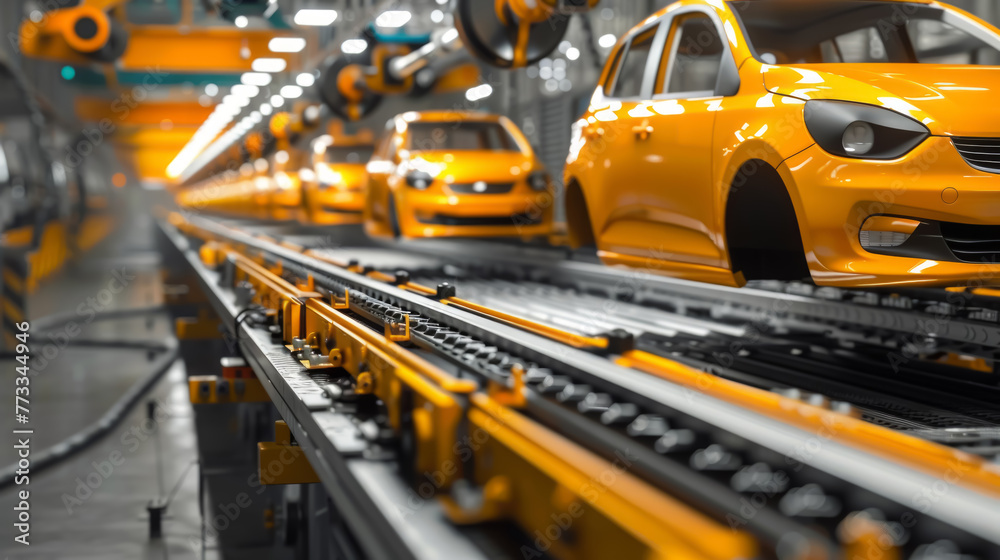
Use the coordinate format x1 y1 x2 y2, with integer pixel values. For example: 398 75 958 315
30 305 168 332
164 459 199 508
0 346 180 489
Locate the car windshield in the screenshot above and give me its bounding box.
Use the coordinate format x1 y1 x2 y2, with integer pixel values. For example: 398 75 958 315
406 121 522 152
729 1 1000 65
325 145 374 164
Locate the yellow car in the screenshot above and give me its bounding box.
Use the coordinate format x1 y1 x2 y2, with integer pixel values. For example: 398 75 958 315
267 149 305 222
302 132 374 225
364 111 555 239
565 0 1000 288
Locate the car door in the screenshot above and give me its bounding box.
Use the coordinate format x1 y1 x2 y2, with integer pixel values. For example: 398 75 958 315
584 20 666 257
610 10 736 271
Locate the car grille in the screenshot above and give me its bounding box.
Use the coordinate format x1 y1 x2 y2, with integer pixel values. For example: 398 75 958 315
418 213 542 227
940 221 1000 263
952 137 1000 173
448 182 515 195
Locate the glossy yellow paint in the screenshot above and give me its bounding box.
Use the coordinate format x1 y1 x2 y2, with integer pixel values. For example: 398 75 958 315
301 131 374 225
258 421 320 485
365 111 556 239
566 0 1000 288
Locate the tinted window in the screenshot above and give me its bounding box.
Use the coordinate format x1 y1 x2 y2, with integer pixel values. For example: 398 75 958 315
325 146 374 164
730 0 1000 65
406 122 521 152
601 44 626 93
663 15 724 94
610 25 658 98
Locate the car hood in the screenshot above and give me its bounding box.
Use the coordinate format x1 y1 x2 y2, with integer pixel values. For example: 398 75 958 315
763 64 1000 136
317 162 367 187
404 151 534 183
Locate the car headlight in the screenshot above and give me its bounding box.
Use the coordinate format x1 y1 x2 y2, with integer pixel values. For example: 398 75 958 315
528 171 550 191
803 100 929 160
406 171 434 190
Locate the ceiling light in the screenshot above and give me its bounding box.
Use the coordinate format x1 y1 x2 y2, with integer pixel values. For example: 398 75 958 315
241 72 273 86
341 39 368 54
271 95 285 108
566 47 580 61
230 84 260 98
234 15 249 28
294 9 337 26
296 72 315 87
375 10 411 28
280 85 303 98
269 37 307 53
204 83 219 96
598 34 617 49
252 58 287 73
465 84 493 102
260 103 273 116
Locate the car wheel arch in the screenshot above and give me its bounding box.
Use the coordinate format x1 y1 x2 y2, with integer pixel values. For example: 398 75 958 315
564 177 597 249
723 158 812 282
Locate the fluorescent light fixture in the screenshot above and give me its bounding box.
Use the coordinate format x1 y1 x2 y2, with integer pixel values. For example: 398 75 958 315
230 84 260 98
280 85 303 99
222 94 250 108
252 58 287 73
375 10 411 28
465 84 493 102
341 39 368 54
296 72 316 87
241 72 272 86
442 28 460 43
269 37 307 53
294 9 337 26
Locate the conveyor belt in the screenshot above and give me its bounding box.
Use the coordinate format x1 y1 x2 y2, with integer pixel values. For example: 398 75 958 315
161 214 1000 560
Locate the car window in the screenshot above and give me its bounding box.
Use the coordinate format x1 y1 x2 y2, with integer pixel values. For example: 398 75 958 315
405 121 521 152
601 44 625 94
907 19 998 64
825 28 889 62
325 146 375 164
609 25 658 98
731 0 1000 65
660 14 724 95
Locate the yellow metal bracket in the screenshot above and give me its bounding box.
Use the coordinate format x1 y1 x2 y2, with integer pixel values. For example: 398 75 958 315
258 421 319 485
384 313 410 342
189 375 270 404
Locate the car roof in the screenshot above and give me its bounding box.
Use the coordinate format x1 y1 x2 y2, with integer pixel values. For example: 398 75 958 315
395 110 502 124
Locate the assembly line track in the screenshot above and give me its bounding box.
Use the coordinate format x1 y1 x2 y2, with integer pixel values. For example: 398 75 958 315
177 214 1000 548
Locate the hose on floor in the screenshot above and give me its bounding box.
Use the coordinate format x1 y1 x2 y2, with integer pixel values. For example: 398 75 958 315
0 343 180 490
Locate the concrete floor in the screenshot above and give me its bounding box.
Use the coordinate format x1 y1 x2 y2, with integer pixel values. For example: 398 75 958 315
0 209 219 559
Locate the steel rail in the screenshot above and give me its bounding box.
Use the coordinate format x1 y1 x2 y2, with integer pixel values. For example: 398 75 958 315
159 222 489 560
179 214 1000 546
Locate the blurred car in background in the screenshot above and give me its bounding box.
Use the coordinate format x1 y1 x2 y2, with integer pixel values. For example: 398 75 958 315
302 130 374 225
364 111 554 239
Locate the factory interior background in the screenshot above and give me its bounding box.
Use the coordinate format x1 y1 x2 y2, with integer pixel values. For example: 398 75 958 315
2 1 1000 559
